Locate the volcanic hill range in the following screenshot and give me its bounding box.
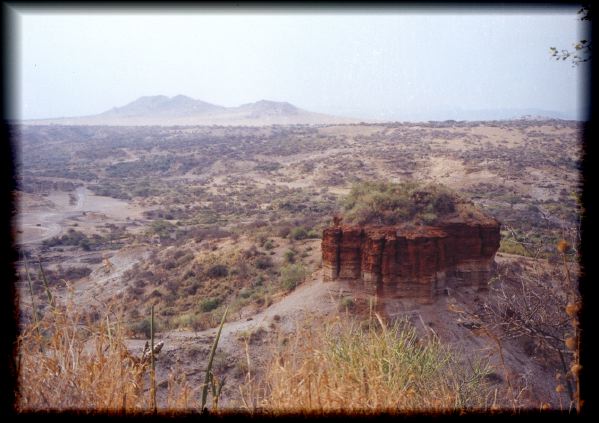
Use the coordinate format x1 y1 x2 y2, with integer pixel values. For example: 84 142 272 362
24 95 361 126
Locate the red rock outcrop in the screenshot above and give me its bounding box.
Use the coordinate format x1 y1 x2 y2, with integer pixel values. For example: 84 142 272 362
322 218 500 301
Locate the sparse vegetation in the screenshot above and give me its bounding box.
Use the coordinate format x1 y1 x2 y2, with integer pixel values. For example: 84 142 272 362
341 181 462 226
255 256 273 270
200 297 221 313
280 263 306 291
481 236 581 411
339 296 355 312
206 264 229 279
256 316 493 412
14 119 582 412
16 296 193 411
130 317 158 339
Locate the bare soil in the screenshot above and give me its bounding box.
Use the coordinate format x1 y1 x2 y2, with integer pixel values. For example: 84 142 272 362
17 187 145 245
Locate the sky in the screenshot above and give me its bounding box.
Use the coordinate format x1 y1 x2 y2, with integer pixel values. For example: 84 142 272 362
7 5 589 121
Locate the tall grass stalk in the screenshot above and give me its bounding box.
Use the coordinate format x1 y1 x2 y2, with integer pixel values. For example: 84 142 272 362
23 254 41 345
37 256 54 308
200 305 229 412
16 290 193 412
150 304 157 413
261 316 493 413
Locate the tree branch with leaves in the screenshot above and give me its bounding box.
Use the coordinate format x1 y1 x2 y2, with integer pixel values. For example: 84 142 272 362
549 6 591 66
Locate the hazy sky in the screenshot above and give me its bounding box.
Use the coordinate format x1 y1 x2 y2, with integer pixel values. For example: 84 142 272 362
8 6 589 121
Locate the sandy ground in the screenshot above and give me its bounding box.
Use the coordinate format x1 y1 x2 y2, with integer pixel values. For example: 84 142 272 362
69 245 153 306
16 188 145 245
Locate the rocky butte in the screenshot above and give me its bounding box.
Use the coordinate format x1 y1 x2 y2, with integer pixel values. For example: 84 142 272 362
322 186 501 302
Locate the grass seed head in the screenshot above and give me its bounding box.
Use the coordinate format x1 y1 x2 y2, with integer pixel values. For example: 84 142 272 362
565 302 581 317
565 337 577 351
570 363 582 377
556 240 569 254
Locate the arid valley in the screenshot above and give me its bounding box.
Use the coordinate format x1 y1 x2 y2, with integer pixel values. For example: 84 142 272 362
12 113 583 412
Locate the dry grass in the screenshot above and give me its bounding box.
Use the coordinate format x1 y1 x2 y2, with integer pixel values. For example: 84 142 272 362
254 315 494 413
16 288 194 413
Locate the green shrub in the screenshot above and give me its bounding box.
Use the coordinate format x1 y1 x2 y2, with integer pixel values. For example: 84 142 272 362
281 264 306 291
130 318 158 339
277 226 292 238
255 256 273 269
434 192 456 214
239 288 253 299
171 312 194 329
289 227 308 240
151 219 176 238
42 229 94 249
60 266 92 281
200 297 221 312
255 161 282 172
284 250 296 263
339 296 355 311
498 239 530 257
342 181 460 226
206 264 228 278
420 212 438 224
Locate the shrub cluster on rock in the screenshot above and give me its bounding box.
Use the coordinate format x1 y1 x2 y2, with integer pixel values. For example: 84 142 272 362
341 180 462 226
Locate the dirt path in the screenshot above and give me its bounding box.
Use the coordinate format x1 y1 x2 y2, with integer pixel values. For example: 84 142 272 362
17 189 86 245
127 272 344 355
75 186 87 210
123 271 346 408
17 188 144 246
180 273 339 339
17 213 63 244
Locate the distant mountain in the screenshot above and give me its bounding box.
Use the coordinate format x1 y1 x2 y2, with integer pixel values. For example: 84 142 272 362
24 95 359 126
23 97 579 126
99 95 226 117
236 100 299 117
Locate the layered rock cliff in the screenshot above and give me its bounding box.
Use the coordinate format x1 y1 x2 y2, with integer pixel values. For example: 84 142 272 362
322 218 500 301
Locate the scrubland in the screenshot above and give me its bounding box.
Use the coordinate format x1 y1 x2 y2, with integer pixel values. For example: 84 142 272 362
13 119 582 414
